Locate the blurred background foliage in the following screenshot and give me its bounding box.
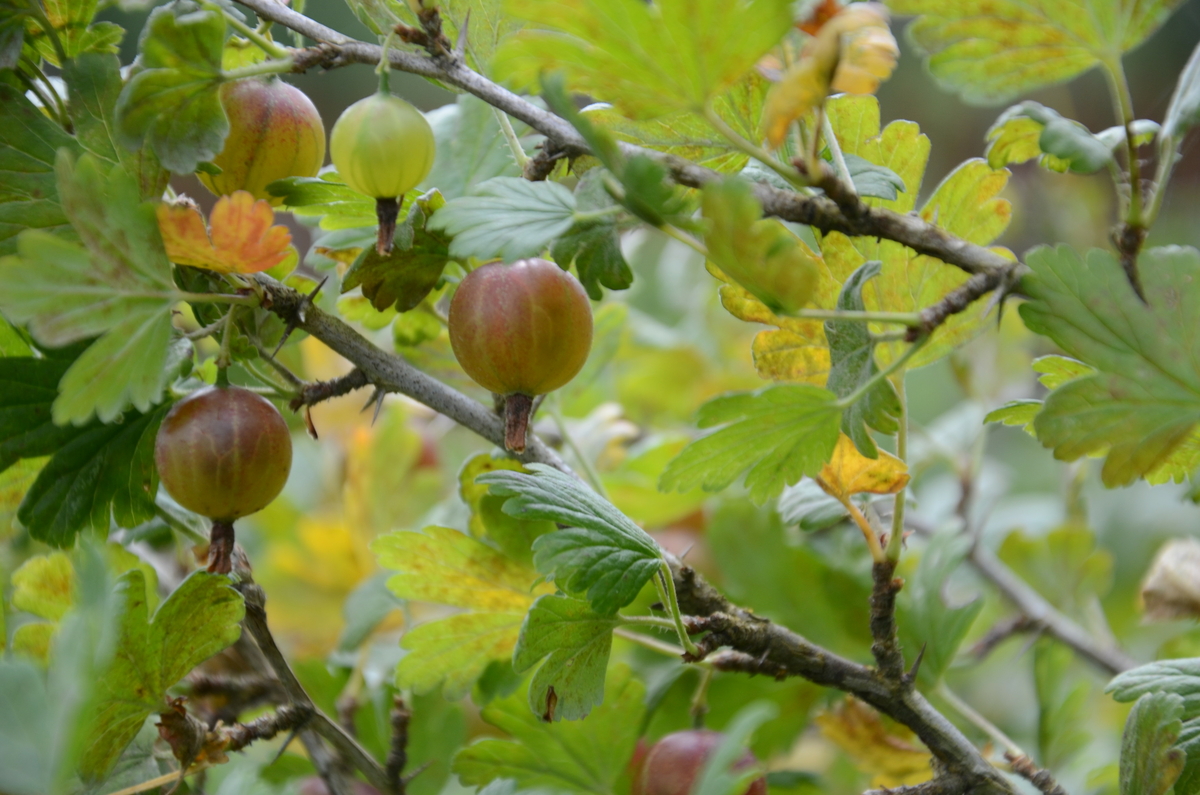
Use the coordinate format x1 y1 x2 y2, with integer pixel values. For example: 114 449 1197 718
4 2 1200 795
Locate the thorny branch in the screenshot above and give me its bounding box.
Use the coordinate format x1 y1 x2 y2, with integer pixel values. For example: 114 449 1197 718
235 0 1019 289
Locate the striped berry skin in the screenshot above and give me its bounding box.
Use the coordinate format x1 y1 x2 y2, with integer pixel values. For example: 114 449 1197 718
199 78 326 205
154 386 292 522
638 731 766 795
448 259 593 397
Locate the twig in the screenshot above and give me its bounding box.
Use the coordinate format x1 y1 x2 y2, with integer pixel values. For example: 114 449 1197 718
235 0 1017 281
224 704 314 752
869 558 906 680
289 368 370 411
254 275 572 472
905 265 1019 343
968 614 1039 662
386 696 411 794
1006 753 1069 795
935 681 1023 759
237 582 392 793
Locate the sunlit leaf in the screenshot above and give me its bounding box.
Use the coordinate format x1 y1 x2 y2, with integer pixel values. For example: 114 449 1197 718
815 697 932 787
817 434 909 500
890 0 1186 103
158 191 293 274
268 173 383 230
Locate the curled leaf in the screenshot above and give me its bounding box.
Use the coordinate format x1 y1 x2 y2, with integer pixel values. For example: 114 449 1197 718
157 191 293 274
817 433 909 501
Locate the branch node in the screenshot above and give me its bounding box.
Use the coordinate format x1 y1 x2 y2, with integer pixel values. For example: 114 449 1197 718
1005 753 1068 795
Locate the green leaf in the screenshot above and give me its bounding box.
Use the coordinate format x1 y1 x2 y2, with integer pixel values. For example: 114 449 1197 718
1018 245 1200 486
1109 659 1200 713
0 153 180 424
1034 641 1091 769
1176 718 1200 795
0 83 80 254
268 173 384 230
840 154 907 201
373 526 551 698
550 171 633 300
342 191 452 312
422 93 529 200
428 176 577 262
706 499 871 655
494 0 792 119
19 402 170 547
777 479 848 531
897 531 982 685
81 569 244 779
825 261 900 458
26 0 123 66
984 400 1040 434
513 594 618 721
692 702 776 795
0 356 81 473
11 551 74 621
890 0 1186 104
479 464 663 616
660 385 842 504
453 663 645 794
63 53 169 200
1163 41 1200 141
985 102 1111 174
1118 693 1185 795
459 454 555 568
114 4 228 173
998 526 1112 611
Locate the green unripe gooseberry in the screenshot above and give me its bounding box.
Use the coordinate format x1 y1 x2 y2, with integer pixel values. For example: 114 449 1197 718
330 92 435 200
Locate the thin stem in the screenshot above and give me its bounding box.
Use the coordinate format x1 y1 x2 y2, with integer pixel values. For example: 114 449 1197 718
886 378 909 562
15 70 67 130
216 305 241 370
614 627 686 658
838 492 886 562
492 106 530 168
376 30 397 91
223 58 296 81
572 206 625 223
27 5 67 65
658 564 700 656
619 614 680 631
548 395 608 498
690 666 714 727
837 335 928 409
935 682 1024 759
1102 57 1142 225
822 111 856 196
658 223 709 257
186 315 228 341
181 291 261 307
221 6 290 59
20 55 69 130
808 105 826 177
702 103 809 191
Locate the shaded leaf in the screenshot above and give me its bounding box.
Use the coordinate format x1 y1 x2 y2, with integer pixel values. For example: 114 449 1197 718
692 702 777 795
480 464 663 616
777 478 848 531
81 569 243 779
1118 693 1185 795
114 4 227 173
1019 245 1200 486
1163 41 1200 141
268 173 381 230
422 93 530 200
998 526 1113 611
897 531 982 685
985 102 1112 174
158 191 293 274
459 454 554 567
513 594 618 721
815 697 931 788
1034 641 1091 769
429 176 576 263
0 153 179 424
550 170 632 300
825 261 900 455
453 664 645 793
342 190 451 312
660 385 842 504
841 153 906 201
891 0 1186 103
11 551 75 621
1109 659 1200 713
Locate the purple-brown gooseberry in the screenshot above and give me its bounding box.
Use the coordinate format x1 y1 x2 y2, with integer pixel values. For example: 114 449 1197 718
638 730 767 795
448 258 593 453
155 385 292 573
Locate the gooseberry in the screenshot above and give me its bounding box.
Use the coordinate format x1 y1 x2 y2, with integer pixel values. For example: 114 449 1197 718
448 258 593 453
199 78 326 205
155 385 293 574
330 91 436 255
639 730 767 795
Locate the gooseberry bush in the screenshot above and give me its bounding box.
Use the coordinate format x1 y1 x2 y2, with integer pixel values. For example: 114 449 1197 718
3 1 1200 795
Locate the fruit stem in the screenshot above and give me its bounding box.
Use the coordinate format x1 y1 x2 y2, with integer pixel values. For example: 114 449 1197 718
658 564 700 656
503 393 534 453
208 519 237 574
375 197 402 255
221 7 290 60
376 30 397 92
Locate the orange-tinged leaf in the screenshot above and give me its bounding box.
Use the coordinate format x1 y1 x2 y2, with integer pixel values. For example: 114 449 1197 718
798 0 843 35
817 433 909 500
816 697 932 788
157 191 293 274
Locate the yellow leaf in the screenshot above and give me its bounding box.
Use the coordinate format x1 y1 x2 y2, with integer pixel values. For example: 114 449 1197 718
818 434 909 500
816 697 932 788
763 3 897 147
157 191 294 274
12 552 75 621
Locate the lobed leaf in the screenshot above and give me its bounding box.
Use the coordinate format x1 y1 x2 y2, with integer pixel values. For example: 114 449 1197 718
897 532 982 685
429 177 576 263
480 464 662 615
660 385 842 504
512 594 618 721
1019 245 1200 486
1118 693 1185 795
158 191 293 274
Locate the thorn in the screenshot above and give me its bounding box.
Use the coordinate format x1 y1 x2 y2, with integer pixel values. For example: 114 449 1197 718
454 9 470 57
402 761 434 785
303 405 318 440
678 542 695 561
269 727 304 765
905 643 927 683
360 388 387 424
270 276 328 358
